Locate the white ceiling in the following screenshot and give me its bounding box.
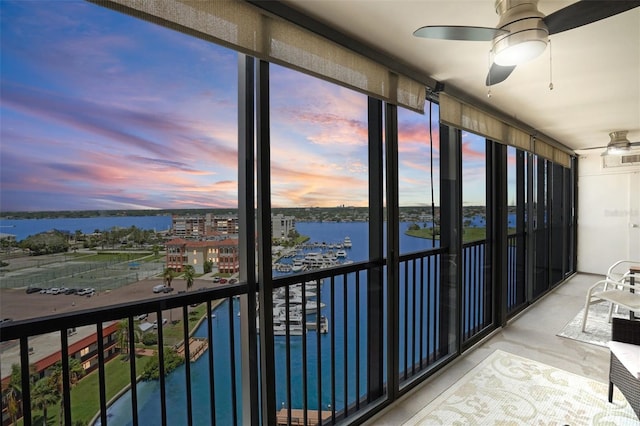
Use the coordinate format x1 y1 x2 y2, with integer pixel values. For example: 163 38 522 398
280 0 640 152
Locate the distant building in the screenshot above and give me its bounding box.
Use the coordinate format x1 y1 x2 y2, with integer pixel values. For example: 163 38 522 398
272 214 296 240
207 214 239 235
172 214 239 238
172 214 206 238
1 322 119 390
0 233 16 243
165 238 239 274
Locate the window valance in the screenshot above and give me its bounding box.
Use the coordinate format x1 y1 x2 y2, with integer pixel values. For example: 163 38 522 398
440 93 573 167
103 0 426 113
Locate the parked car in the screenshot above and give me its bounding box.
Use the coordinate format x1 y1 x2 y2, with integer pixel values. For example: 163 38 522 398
153 284 174 293
153 318 168 329
135 313 148 321
64 288 78 295
228 278 238 284
25 287 42 294
77 288 95 296
219 278 228 284
212 276 221 283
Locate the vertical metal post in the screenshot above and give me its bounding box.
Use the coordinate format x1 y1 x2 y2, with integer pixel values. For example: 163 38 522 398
97 323 108 426
128 315 139 426
385 102 400 400
256 59 276 425
61 331 72 426
516 150 526 306
526 152 535 302
19 337 32 426
367 98 384 402
439 124 461 356
238 53 260 426
488 142 508 327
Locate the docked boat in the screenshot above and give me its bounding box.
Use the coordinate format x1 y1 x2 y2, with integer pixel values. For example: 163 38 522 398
343 236 352 248
336 249 347 258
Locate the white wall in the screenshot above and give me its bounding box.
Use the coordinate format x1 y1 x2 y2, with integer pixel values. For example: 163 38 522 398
577 153 640 274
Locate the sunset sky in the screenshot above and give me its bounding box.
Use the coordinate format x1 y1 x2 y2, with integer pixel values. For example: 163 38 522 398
0 1 491 212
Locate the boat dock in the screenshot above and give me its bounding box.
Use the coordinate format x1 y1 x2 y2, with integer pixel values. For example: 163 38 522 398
176 337 208 362
276 408 332 426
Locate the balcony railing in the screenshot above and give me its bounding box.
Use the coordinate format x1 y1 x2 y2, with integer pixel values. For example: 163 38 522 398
1 242 554 426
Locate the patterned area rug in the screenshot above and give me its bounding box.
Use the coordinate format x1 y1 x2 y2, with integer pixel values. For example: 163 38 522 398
557 301 631 347
403 349 638 425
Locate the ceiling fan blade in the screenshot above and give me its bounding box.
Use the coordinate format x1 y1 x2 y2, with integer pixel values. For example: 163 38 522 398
544 1 640 35
413 25 508 41
485 63 516 86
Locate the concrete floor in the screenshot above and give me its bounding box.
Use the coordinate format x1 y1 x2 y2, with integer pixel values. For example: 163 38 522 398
367 272 613 425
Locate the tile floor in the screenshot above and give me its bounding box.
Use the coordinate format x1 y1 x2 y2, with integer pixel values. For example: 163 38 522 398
367 272 614 425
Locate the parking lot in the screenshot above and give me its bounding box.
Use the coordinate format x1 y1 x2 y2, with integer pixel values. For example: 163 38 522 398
0 274 223 322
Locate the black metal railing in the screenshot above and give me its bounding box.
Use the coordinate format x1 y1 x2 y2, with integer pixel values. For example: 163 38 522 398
0 242 566 426
271 259 381 425
507 232 527 315
397 248 446 385
461 240 490 343
0 284 246 426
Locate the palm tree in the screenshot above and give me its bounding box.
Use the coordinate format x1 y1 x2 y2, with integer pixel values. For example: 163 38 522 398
163 267 174 288
183 265 195 291
115 319 129 355
50 358 85 425
31 378 59 426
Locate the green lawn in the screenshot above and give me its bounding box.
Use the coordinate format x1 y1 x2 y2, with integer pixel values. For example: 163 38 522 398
21 354 152 426
405 227 517 243
22 303 211 425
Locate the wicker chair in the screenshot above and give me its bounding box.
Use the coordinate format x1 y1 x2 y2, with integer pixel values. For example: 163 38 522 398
608 318 640 419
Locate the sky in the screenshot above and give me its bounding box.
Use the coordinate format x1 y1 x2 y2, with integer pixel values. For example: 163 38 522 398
0 1 489 212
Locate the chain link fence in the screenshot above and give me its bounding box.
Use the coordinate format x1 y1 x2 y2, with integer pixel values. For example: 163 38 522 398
0 256 165 291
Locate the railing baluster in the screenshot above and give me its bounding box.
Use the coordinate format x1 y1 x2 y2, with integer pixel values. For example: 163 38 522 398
285 286 292 426
182 305 193 426
411 258 417 376
343 272 348 417
426 256 432 367
156 309 167 426
97 322 107 426
330 275 336 424
207 300 217 426
128 315 139 426
419 256 424 370
403 260 408 379
228 297 238 426
355 272 361 411
301 282 308 425
61 330 72 426
316 278 322 425
19 336 32 426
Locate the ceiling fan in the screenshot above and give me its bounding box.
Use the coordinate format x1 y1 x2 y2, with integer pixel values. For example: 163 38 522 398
584 131 640 156
413 0 640 86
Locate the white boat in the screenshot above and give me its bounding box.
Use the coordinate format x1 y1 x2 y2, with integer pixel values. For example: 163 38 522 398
291 258 304 272
343 236 352 248
336 250 347 258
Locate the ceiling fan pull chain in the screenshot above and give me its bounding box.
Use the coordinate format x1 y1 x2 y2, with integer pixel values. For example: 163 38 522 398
548 38 553 91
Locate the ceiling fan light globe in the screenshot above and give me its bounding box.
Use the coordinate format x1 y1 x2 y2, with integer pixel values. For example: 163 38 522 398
493 31 548 66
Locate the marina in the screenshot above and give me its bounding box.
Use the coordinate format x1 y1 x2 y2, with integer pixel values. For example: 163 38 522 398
273 236 354 273
87 222 442 425
259 282 329 335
